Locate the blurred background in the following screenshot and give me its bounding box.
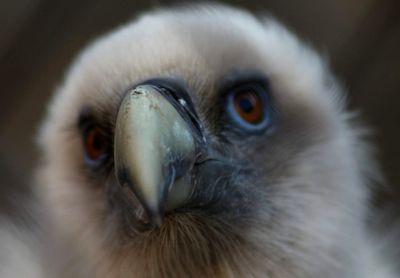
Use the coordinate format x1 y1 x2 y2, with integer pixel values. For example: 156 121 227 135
0 0 399 216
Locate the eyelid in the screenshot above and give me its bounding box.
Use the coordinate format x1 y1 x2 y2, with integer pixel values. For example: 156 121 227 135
219 69 270 97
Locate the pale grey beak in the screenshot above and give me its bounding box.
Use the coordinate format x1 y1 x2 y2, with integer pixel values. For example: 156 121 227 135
114 84 199 226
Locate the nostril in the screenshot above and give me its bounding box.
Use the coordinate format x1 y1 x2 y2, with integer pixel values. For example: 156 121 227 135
141 77 190 103
139 77 205 144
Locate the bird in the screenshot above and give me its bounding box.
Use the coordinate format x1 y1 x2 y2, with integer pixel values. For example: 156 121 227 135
0 3 398 278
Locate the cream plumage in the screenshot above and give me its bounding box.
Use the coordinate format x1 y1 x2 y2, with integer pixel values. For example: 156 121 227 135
0 4 397 278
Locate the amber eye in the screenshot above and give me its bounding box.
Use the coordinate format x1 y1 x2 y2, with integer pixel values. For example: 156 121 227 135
234 91 263 124
83 126 109 164
226 83 273 132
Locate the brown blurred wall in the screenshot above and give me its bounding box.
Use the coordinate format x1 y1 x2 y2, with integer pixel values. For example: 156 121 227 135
0 0 399 212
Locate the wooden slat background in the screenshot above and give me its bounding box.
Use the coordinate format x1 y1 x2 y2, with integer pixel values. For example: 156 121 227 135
0 0 399 214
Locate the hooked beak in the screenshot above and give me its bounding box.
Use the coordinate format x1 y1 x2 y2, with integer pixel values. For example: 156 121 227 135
114 80 204 226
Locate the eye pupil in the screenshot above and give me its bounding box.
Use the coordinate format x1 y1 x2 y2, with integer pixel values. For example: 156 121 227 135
92 135 103 150
238 98 254 113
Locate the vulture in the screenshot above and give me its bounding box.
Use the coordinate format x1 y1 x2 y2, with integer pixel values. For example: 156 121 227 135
0 3 398 278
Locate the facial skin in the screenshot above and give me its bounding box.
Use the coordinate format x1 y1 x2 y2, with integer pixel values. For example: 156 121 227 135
36 4 380 278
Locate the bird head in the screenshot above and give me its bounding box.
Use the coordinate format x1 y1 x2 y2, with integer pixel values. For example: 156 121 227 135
37 4 372 277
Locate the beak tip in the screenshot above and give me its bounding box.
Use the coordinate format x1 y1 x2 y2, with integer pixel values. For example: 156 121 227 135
147 208 164 228
152 215 163 228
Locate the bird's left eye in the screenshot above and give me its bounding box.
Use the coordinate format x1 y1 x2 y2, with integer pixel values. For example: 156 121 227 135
226 83 273 132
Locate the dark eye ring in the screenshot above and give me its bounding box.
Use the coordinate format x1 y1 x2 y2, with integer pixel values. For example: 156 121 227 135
226 82 273 132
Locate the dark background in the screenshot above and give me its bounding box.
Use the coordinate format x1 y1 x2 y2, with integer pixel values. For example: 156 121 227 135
0 0 399 215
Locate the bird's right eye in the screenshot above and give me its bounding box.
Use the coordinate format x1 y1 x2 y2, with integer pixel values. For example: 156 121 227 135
82 124 110 167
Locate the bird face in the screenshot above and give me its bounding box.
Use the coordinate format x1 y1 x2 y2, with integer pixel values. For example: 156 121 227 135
37 5 370 277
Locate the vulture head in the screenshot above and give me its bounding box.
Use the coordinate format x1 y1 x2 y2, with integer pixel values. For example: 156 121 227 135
37 4 377 278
